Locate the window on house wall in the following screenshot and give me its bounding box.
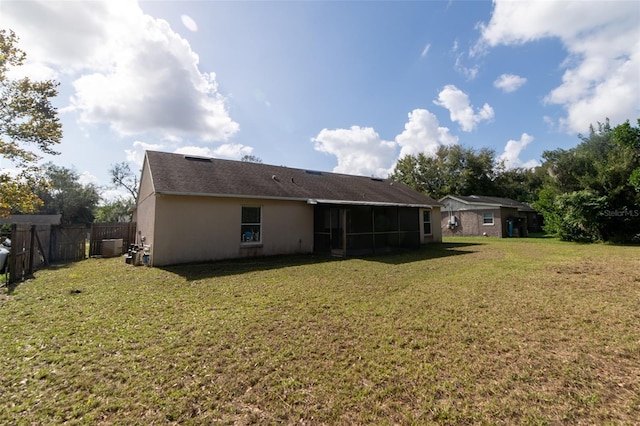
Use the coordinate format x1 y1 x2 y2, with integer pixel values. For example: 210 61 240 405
241 206 261 243
423 210 432 235
483 212 494 225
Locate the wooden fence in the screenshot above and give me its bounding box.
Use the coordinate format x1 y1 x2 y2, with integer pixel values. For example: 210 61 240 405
51 225 87 262
3 224 87 285
89 222 137 257
2 222 137 285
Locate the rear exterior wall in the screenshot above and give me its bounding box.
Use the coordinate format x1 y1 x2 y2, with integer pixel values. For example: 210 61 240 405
148 195 314 266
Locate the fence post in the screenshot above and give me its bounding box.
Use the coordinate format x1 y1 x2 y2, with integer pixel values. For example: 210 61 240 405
49 225 54 265
8 224 16 285
28 224 35 277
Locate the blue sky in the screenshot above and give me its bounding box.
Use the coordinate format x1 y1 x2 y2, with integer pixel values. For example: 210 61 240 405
2 0 639 200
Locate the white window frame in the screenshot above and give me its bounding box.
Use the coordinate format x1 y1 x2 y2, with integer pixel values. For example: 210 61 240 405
241 206 262 244
423 209 432 236
482 212 494 226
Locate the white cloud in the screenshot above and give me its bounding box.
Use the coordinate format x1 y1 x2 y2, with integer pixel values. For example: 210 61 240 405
101 188 134 204
478 0 640 133
395 109 457 158
313 110 459 177
312 126 397 177
454 55 479 80
125 139 254 170
543 115 555 130
499 133 539 169
173 146 215 158
78 171 99 186
2 0 239 142
6 62 59 81
434 85 494 132
174 144 253 160
181 14 198 32
520 159 541 169
451 39 479 80
126 141 165 166
494 73 527 93
478 1 629 46
421 43 431 58
1 1 117 72
212 144 253 159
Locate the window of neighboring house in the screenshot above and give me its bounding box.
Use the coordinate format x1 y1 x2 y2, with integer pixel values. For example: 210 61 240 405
241 206 261 243
483 212 494 225
423 210 432 235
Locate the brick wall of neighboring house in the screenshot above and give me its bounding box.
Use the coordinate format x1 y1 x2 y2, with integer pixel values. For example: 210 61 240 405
439 195 539 238
441 208 503 237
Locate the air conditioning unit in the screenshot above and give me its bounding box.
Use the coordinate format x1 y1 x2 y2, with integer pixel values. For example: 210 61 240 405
102 239 123 257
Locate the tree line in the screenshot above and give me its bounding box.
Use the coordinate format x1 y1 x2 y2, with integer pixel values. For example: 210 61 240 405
390 119 640 243
390 145 545 203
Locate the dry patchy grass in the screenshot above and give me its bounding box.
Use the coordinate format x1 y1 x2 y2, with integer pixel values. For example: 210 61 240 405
1 238 639 424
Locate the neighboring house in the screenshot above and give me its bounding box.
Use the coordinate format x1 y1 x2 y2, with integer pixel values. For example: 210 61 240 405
0 214 62 226
135 151 442 266
439 195 540 238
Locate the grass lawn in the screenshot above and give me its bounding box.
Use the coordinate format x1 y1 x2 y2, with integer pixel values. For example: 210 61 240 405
1 237 639 424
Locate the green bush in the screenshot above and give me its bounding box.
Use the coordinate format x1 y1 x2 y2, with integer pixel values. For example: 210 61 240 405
554 191 607 242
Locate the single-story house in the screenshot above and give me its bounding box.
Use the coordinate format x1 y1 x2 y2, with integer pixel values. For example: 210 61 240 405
135 151 442 266
439 195 540 238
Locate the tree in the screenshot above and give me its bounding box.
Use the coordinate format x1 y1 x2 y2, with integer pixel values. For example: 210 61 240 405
108 162 139 200
94 197 135 223
493 165 546 204
0 29 62 215
536 119 640 242
241 154 262 163
611 119 640 191
34 163 101 224
630 168 640 192
390 145 504 200
553 190 607 242
534 187 562 235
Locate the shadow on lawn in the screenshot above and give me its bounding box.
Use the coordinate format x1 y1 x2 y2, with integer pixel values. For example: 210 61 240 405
160 241 484 281
2 262 74 295
370 241 485 265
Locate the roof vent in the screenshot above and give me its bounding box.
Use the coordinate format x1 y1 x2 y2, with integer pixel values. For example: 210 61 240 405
370 177 384 182
305 170 322 176
184 155 212 162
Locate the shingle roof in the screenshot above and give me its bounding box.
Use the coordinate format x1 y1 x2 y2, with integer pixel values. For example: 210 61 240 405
440 195 535 212
145 151 440 208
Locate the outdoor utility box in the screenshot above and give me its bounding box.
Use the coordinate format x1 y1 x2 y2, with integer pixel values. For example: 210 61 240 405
102 239 123 257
